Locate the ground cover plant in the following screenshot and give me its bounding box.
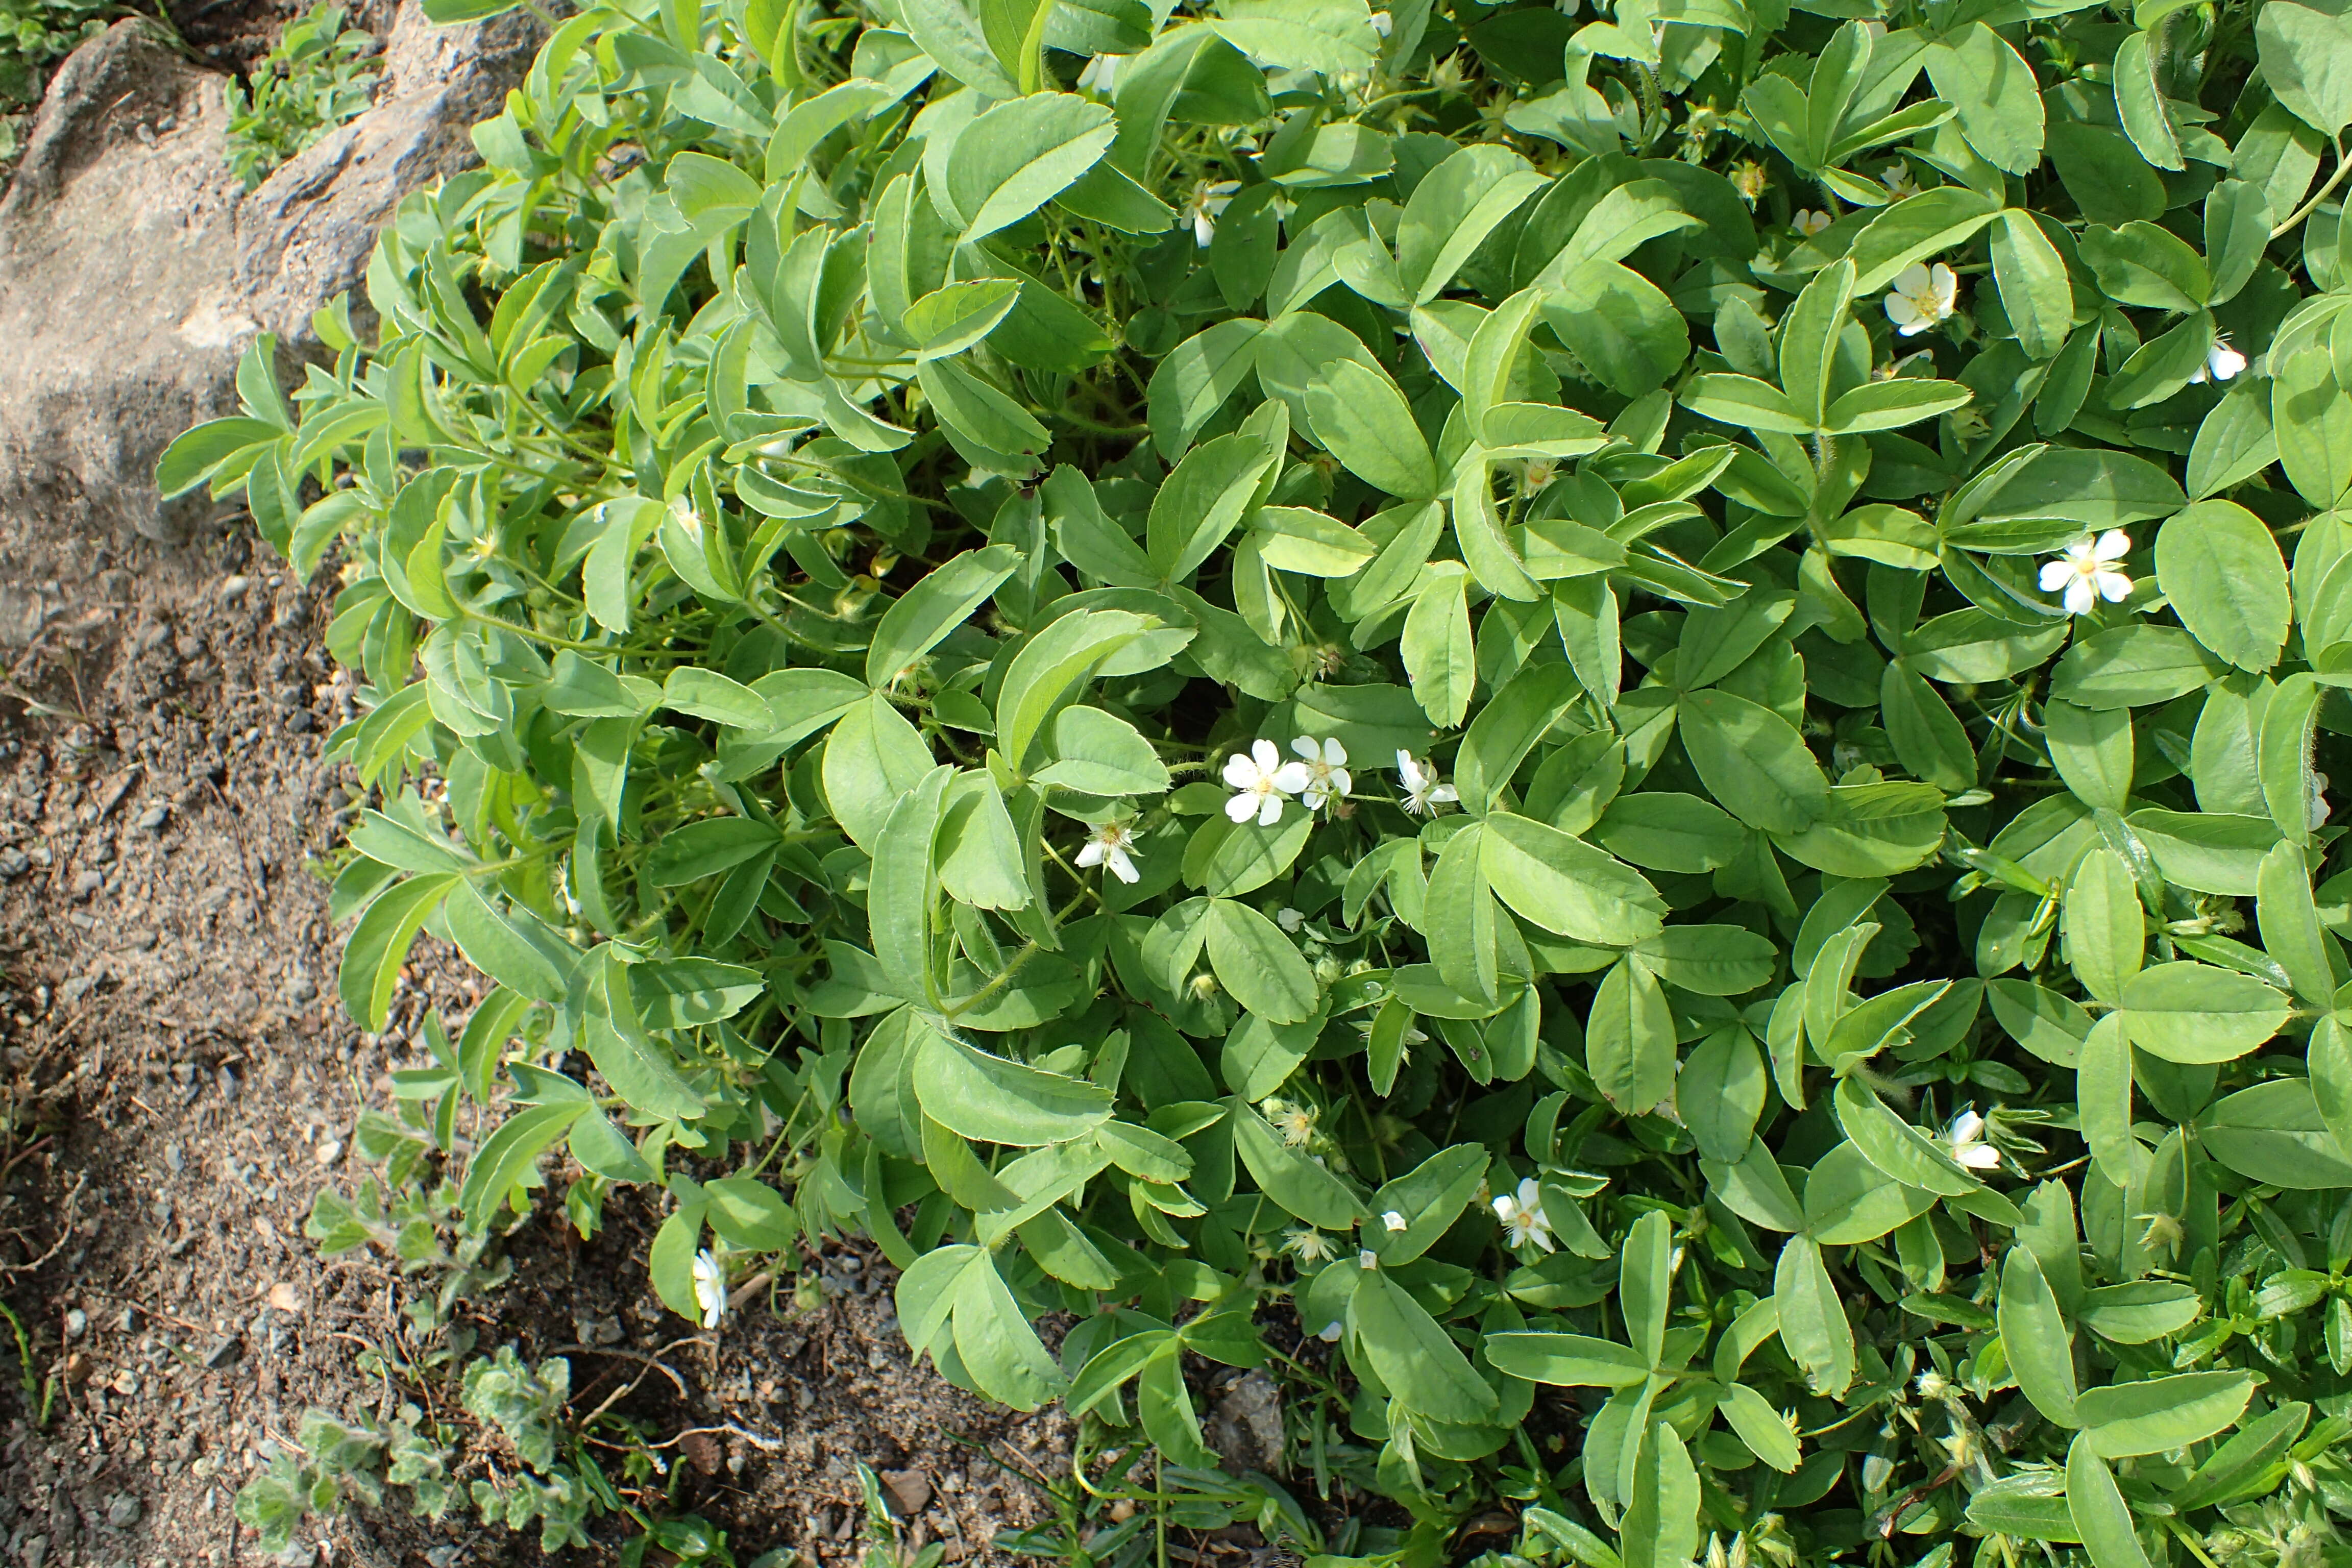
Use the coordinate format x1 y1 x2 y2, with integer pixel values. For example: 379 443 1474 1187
158 0 2352 1558
222 0 382 189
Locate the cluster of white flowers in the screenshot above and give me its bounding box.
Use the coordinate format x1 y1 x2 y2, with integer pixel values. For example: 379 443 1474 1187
1223 741 1463 824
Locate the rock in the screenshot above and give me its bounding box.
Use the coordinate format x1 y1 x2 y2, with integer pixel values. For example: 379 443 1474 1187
200 1334 239 1369
879 1467 932 1518
0 846 27 878
135 803 168 830
0 4 541 558
104 1492 140 1529
62 1308 86 1340
1203 1369 1286 1476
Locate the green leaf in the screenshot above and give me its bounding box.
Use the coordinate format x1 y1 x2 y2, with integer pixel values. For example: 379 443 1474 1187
1620 1209 1672 1367
1481 810 1666 946
2000 1247 2081 1427
1306 358 1437 500
1678 688 1831 834
1483 1332 1652 1387
2077 1372 2255 1459
2068 1435 2158 1568
912 1019 1114 1145
341 873 461 1032
2118 961 2288 1063
2155 501 2289 672
1774 1236 1855 1397
2257 0 2352 134
946 93 1116 244
1034 705 1171 796
867 544 1021 688
1586 955 1677 1115
1206 898 1319 1022
1619 1423 1701 1568
1350 1269 1501 1425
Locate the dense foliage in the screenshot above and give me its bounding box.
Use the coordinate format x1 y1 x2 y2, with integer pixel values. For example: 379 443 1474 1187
223 0 382 190
162 0 2352 1559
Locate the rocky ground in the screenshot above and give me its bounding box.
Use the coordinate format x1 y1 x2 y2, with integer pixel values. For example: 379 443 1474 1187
0 514 1075 1566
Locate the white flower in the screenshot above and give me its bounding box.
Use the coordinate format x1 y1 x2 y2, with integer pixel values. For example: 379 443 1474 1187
1492 1178 1555 1253
2037 530 2134 616
1223 739 1308 825
1791 209 1833 237
1943 1110 2002 1171
1291 736 1351 811
1074 820 1140 884
1396 751 1459 816
1368 8 1392 34
1382 1210 1408 1232
1277 906 1305 933
1881 162 1920 198
1076 53 1123 93
1263 1097 1316 1147
1884 262 1958 337
1284 1228 1338 1264
692 1249 728 1329
1317 1320 1343 1341
1358 1248 1380 1269
2188 332 2248 385
1184 179 1242 248
2311 771 2331 831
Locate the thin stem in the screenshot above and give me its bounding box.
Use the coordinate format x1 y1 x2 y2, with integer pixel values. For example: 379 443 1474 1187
2274 134 2351 240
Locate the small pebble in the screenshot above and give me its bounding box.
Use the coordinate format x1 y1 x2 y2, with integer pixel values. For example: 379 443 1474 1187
63 1308 87 1339
313 1138 342 1167
218 575 250 603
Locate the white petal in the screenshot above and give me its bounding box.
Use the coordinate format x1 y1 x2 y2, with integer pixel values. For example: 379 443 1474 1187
1271 760 1313 794
2038 559 2073 592
1107 846 1139 884
1322 738 1348 767
1076 840 1105 868
1885 292 1922 326
1957 1144 2002 1169
1492 1194 1517 1222
1928 264 1957 309
1257 792 1285 827
1226 791 1259 824
1293 736 1319 761
2093 530 2132 563
1329 768 1352 797
2064 578 2095 616
1892 262 1930 295
1430 783 1458 804
1383 1210 1408 1231
1223 752 1259 789
1252 738 1281 772
2095 569 2133 603
1516 1178 1542 1209
1395 749 1421 785
1194 213 1215 247
1949 1111 1983 1142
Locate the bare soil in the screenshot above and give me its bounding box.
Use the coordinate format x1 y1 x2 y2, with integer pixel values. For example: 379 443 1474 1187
0 510 1069 1565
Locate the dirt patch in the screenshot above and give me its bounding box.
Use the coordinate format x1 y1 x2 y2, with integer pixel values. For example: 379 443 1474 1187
164 0 356 79
0 508 1066 1565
